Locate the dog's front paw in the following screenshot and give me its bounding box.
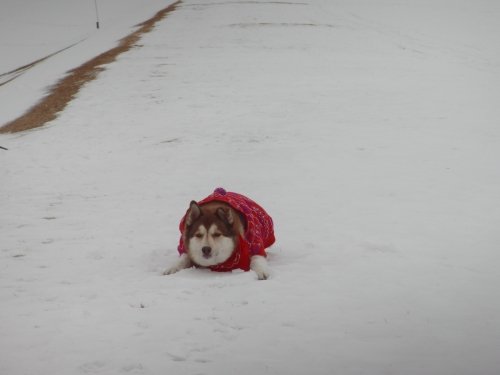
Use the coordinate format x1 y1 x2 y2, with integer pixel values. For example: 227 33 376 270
163 266 181 275
163 254 192 276
254 268 271 280
250 255 271 280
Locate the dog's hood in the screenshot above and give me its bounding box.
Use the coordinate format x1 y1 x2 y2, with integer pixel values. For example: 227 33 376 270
177 188 275 272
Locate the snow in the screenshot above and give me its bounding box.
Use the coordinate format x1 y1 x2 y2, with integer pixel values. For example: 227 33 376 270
1 0 500 374
0 0 177 124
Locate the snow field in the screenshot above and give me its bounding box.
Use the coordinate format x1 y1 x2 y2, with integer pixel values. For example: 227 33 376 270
1 0 500 374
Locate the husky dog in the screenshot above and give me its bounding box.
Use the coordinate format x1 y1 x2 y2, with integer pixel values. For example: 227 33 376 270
164 188 275 280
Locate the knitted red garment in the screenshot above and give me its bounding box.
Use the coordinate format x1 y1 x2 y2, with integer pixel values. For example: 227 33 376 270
177 188 275 272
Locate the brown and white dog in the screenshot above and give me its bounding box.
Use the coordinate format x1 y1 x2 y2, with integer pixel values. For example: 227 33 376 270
164 188 275 280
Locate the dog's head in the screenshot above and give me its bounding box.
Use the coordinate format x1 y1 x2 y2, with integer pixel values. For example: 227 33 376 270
183 201 241 267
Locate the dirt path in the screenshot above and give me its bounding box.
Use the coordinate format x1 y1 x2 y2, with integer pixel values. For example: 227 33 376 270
0 0 181 134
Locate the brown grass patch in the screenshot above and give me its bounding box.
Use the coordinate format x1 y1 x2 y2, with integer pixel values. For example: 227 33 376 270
0 0 181 134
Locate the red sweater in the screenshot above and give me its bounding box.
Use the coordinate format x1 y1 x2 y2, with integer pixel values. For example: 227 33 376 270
177 188 275 272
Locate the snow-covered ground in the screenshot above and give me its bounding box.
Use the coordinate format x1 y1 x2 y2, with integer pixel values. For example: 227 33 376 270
0 0 176 125
1 0 500 374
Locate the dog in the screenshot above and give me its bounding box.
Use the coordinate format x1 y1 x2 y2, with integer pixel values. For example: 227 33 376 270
164 188 275 280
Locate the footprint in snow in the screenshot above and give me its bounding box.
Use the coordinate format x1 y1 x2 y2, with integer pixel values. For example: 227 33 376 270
78 360 107 373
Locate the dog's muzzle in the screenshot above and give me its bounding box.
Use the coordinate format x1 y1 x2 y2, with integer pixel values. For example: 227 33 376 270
202 246 212 258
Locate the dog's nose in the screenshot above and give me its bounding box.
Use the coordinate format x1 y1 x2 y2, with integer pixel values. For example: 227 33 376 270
202 246 212 256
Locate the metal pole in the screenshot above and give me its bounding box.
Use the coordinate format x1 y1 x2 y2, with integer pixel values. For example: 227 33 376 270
94 0 100 29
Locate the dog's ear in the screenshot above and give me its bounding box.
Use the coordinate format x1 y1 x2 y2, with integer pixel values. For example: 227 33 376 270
186 201 202 227
216 207 234 226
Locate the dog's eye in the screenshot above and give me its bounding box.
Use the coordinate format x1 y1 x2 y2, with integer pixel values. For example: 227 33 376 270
213 232 222 238
195 233 203 238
